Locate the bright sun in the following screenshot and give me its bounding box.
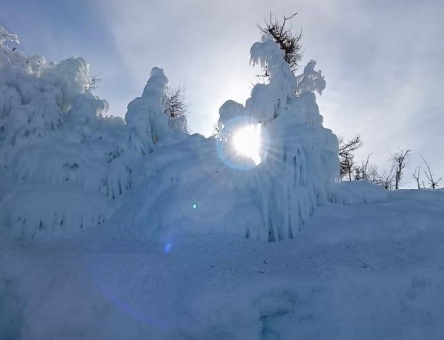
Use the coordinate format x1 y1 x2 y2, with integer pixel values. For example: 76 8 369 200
232 124 262 165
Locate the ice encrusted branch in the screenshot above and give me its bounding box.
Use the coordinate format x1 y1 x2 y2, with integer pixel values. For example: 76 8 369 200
0 25 19 45
295 60 326 96
250 34 325 96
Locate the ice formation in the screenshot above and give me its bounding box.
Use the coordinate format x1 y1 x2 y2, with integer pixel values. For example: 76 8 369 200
0 26 186 243
0 26 381 244
112 34 340 242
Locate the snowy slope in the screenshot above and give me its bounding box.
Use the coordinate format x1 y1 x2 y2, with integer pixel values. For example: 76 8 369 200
1 189 444 339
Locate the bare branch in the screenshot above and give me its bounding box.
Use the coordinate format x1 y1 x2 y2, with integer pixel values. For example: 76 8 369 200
283 12 298 22
413 167 423 189
375 164 396 190
338 135 362 181
353 153 378 182
421 155 441 189
391 148 411 190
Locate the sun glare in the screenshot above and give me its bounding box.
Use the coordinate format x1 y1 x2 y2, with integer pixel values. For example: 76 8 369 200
232 124 262 165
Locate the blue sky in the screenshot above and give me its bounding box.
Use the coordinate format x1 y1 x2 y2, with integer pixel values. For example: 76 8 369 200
1 0 443 187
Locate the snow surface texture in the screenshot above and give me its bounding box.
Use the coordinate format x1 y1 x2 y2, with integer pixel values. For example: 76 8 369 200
1 190 443 339
0 26 381 245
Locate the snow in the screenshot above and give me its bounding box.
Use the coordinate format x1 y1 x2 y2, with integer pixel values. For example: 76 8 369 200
1 190 444 339
0 26 340 243
1 25 444 339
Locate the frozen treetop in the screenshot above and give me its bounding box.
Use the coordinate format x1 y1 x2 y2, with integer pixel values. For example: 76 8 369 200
219 33 327 130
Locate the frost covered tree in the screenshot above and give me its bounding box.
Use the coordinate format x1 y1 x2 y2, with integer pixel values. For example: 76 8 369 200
108 68 189 199
0 25 122 241
164 85 188 133
118 67 171 157
1 25 194 241
118 67 189 159
164 85 187 119
107 22 339 243
209 28 336 241
258 13 302 74
0 25 107 147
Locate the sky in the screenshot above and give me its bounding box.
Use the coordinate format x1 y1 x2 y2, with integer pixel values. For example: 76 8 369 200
1 0 443 188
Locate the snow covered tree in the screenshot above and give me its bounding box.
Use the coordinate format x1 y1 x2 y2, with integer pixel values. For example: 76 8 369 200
0 25 124 241
164 85 187 119
108 68 191 199
164 85 188 133
119 67 171 157
258 13 302 75
0 24 101 147
209 29 338 241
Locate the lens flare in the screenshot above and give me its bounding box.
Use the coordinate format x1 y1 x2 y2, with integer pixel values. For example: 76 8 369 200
163 243 173 253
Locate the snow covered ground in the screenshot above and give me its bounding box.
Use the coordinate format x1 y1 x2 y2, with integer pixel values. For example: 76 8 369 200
1 189 443 340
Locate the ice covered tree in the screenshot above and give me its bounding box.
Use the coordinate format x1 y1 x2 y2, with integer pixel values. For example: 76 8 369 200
0 25 120 242
0 24 105 147
164 85 188 133
118 67 171 157
1 25 193 241
109 25 341 243
108 67 190 199
192 28 336 242
258 13 302 75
